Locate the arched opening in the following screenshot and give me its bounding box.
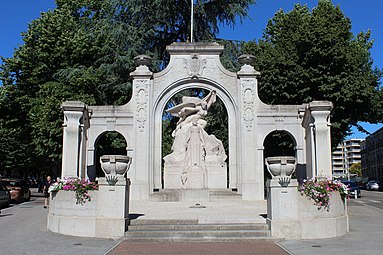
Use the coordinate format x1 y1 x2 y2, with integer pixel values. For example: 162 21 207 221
94 131 127 178
263 130 296 195
161 87 229 189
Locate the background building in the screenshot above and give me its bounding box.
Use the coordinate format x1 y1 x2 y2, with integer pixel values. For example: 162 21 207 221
361 128 383 182
332 138 364 178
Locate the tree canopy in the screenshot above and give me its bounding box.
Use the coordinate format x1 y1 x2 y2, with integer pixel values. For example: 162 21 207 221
1 0 382 178
0 0 254 177
349 162 362 177
242 1 383 147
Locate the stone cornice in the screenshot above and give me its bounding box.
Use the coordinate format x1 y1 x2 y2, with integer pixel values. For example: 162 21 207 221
166 42 224 55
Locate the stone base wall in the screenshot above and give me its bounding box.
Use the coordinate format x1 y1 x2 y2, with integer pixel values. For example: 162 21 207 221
267 179 349 239
164 163 227 189
47 178 130 238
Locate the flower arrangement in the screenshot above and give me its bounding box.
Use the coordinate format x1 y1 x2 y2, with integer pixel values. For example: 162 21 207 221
48 181 63 193
298 178 347 211
49 177 98 205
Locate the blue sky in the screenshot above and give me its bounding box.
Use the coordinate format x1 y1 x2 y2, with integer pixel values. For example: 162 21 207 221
0 0 382 139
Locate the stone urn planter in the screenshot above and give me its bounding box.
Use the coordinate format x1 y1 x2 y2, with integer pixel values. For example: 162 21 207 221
265 156 296 179
100 155 132 185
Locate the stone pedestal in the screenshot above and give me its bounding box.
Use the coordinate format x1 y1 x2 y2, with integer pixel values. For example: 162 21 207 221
206 162 227 189
184 166 207 189
164 163 226 189
267 179 349 239
48 178 131 238
164 165 183 189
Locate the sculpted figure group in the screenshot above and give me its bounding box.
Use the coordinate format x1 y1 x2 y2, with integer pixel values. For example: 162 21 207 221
163 90 227 187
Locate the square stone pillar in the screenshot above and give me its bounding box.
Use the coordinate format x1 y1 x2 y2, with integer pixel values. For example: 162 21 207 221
267 179 300 221
61 101 87 178
96 177 131 237
302 101 333 178
237 57 263 200
130 56 153 199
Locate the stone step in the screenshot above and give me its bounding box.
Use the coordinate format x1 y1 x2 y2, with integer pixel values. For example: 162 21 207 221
128 223 268 231
150 189 242 202
129 219 199 225
126 220 272 242
150 190 180 202
209 189 242 202
126 229 270 238
124 236 277 243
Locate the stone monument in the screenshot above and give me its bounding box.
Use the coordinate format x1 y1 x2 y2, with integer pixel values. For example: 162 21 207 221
163 90 227 192
60 42 334 201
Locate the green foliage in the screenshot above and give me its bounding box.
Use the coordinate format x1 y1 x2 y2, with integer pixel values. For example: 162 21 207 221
263 131 295 158
0 86 33 177
349 162 362 177
0 0 253 177
242 1 383 147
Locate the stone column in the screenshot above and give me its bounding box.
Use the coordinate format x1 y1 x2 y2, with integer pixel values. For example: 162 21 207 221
302 101 333 178
237 55 262 200
310 101 333 178
61 101 87 178
130 55 153 199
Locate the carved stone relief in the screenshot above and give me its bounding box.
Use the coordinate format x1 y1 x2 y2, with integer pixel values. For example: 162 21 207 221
106 117 116 131
184 53 207 79
135 79 149 132
241 78 256 131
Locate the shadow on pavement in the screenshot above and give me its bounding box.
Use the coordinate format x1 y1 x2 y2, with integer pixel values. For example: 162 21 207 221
0 213 13 217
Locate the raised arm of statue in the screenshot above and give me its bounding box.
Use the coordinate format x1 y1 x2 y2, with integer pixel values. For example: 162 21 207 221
200 90 216 111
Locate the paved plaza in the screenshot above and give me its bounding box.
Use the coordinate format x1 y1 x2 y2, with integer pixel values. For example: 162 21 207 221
129 200 267 223
1 191 383 255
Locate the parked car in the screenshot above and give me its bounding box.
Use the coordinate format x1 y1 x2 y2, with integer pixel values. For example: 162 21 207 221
0 181 11 208
0 178 31 203
366 180 380 191
342 181 361 198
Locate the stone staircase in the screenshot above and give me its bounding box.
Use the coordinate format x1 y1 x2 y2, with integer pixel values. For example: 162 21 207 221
125 219 272 242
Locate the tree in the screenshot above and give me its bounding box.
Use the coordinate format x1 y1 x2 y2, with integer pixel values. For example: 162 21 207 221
0 0 254 176
349 162 362 177
242 1 383 147
0 85 33 177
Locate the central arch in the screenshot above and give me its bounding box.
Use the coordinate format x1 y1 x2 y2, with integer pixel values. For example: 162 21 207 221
151 78 239 193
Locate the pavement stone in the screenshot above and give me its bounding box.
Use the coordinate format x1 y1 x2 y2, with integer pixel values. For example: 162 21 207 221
279 199 383 255
1 191 381 255
107 241 290 255
0 195 119 255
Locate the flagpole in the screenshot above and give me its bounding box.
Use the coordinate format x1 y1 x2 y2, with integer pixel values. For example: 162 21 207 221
191 0 194 43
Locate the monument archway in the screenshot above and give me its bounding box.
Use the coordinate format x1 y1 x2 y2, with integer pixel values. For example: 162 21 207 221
263 130 297 184
263 130 297 158
93 131 128 178
153 81 237 191
60 42 334 201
